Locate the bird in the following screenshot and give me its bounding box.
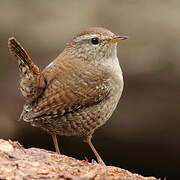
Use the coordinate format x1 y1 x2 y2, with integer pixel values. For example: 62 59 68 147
8 27 128 165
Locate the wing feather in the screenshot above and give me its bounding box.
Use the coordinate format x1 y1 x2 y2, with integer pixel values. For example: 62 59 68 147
24 57 111 121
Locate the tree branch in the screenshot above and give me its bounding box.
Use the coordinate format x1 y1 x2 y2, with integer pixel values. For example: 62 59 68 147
0 139 158 180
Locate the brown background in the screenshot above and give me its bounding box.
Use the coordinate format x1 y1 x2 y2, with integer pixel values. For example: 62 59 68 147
0 1 180 179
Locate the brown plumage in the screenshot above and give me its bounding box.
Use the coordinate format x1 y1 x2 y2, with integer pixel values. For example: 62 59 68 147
8 37 45 104
8 27 128 165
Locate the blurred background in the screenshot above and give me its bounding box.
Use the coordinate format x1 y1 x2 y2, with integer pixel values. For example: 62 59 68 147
0 0 180 179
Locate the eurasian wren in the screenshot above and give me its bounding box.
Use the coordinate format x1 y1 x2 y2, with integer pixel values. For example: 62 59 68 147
8 27 128 165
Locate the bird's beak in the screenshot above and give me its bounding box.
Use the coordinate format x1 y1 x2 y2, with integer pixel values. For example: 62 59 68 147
107 35 128 44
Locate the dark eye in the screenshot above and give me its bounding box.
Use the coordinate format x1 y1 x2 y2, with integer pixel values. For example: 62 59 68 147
91 37 99 45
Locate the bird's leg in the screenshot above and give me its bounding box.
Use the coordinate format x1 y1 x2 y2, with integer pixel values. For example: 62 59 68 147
51 134 61 154
86 136 105 165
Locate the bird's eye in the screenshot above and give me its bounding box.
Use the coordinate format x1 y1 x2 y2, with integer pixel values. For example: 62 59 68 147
91 37 99 45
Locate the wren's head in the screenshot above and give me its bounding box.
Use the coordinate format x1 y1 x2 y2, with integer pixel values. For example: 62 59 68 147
64 27 128 63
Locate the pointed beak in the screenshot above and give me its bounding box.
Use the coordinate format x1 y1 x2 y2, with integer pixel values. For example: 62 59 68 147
107 35 128 44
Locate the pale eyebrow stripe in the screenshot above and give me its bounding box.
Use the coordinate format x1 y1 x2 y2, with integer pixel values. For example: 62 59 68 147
74 34 97 42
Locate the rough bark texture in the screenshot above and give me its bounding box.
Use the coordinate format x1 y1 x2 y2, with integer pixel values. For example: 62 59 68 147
0 139 158 180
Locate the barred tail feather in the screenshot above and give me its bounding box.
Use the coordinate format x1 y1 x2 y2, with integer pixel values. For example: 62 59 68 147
8 37 46 104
